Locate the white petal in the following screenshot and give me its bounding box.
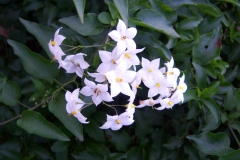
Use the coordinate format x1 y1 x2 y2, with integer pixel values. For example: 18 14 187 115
126 28 137 39
110 83 121 97
116 41 127 53
92 95 102 106
111 123 123 130
100 120 114 129
100 92 113 102
148 87 158 97
151 58 160 70
80 86 93 96
84 78 96 88
119 112 134 125
141 57 151 69
125 39 136 50
75 112 89 124
72 88 80 99
123 70 136 83
116 19 127 35
99 50 111 62
105 70 116 83
119 82 132 96
108 30 121 42
97 62 112 73
65 91 72 102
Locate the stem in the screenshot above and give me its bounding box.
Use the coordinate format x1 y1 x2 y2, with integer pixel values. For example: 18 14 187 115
17 100 31 109
102 101 118 115
228 124 240 148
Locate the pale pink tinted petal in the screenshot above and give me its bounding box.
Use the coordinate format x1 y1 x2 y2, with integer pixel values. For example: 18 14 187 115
72 88 80 99
108 30 121 41
116 19 126 35
88 72 105 83
55 34 65 45
84 78 96 88
126 28 137 39
99 50 111 62
79 60 90 69
80 86 93 96
66 103 72 114
125 39 136 50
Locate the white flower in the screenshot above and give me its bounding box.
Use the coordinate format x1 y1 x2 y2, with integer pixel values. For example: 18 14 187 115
171 74 187 103
105 67 136 97
88 72 106 83
136 98 158 108
144 72 172 98
80 78 113 106
65 89 88 124
116 48 144 70
138 57 161 82
108 19 137 53
62 53 90 78
48 27 66 64
97 48 120 74
165 57 180 82
156 97 179 110
100 112 134 130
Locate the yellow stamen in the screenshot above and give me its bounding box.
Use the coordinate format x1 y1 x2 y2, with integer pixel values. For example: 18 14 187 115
148 68 152 72
130 104 135 108
121 36 127 40
168 101 173 106
136 85 139 88
51 41 56 46
94 88 101 96
104 75 107 80
116 119 121 124
116 78 123 82
52 56 57 61
179 85 184 90
111 59 116 64
125 53 131 59
149 101 153 105
71 111 77 115
168 71 174 75
156 83 161 88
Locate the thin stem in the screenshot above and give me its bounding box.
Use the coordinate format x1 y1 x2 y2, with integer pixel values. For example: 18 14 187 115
102 101 118 115
53 79 63 85
228 124 240 148
17 100 31 109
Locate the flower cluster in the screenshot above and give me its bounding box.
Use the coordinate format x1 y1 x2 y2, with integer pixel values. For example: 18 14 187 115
48 19 187 130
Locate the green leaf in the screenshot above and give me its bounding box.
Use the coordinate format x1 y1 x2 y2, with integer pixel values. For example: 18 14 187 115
234 89 240 110
84 119 105 142
73 0 86 23
108 2 119 20
72 151 102 160
128 0 142 15
201 98 220 123
0 74 21 106
98 12 112 24
135 31 171 60
174 40 195 54
7 40 59 83
219 149 240 160
202 113 221 131
135 9 180 38
200 81 220 98
198 17 223 35
183 89 198 103
224 85 236 111
19 18 56 59
48 94 84 141
219 0 240 6
59 13 104 36
225 65 238 83
178 18 203 30
186 132 233 156
105 130 131 152
192 62 207 88
113 0 129 26
193 27 221 65
17 110 70 141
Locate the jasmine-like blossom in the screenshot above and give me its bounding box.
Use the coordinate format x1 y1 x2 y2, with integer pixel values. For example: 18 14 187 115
80 78 113 106
100 112 134 130
48 27 66 65
108 19 137 53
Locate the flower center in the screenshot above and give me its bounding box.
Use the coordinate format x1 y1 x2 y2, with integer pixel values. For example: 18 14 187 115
111 59 116 64
52 56 57 61
136 85 139 88
168 101 173 106
168 71 174 75
149 101 153 105
148 68 152 72
121 36 127 40
156 83 161 88
71 111 77 115
179 85 184 90
125 53 131 59
116 119 121 124
116 78 123 82
130 104 135 108
94 88 101 96
51 41 56 46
